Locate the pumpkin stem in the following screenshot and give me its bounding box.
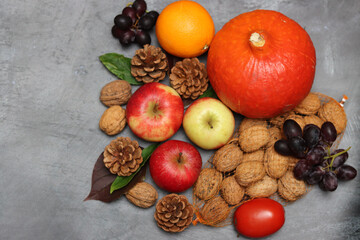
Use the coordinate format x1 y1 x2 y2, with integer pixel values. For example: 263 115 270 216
250 32 265 47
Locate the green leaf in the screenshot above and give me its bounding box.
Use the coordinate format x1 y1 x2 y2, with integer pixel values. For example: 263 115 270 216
110 143 160 194
99 53 142 85
199 85 218 99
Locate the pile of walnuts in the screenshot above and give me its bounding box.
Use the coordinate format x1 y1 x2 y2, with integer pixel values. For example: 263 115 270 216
192 92 347 226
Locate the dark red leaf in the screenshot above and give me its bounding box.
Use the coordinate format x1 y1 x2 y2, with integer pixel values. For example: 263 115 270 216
84 152 146 203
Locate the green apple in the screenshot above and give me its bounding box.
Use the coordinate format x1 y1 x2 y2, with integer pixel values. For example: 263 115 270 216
183 97 235 150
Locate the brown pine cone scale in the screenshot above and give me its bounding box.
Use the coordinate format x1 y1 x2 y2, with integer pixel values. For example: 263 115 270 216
169 58 208 99
154 193 194 233
103 137 143 176
131 44 168 83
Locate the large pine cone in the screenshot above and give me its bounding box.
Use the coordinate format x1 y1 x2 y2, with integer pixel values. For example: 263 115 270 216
103 137 143 176
154 193 194 233
169 58 208 99
131 44 168 83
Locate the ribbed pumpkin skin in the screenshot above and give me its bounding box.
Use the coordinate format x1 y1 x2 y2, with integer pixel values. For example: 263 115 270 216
207 10 316 118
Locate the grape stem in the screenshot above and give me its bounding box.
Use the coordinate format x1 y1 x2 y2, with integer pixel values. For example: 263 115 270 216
324 146 351 169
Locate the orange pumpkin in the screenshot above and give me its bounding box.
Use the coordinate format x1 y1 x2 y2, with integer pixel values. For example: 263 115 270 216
207 10 316 118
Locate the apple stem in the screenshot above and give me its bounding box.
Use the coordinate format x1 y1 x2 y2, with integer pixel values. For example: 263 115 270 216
152 103 159 114
177 152 183 164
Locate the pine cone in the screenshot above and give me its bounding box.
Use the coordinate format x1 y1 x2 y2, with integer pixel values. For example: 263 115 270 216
169 58 208 99
154 193 194 233
131 44 168 83
103 137 143 177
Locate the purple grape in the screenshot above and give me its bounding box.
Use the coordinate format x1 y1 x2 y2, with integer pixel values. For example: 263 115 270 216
303 124 321 149
288 136 307 158
283 119 302 139
119 30 135 45
306 166 325 185
305 146 326 166
111 25 125 39
138 15 156 30
326 149 349 168
293 159 312 180
146 10 159 21
132 0 147 16
320 171 338 191
135 30 151 46
114 14 132 30
336 165 357 180
274 139 292 156
122 6 137 23
320 122 337 144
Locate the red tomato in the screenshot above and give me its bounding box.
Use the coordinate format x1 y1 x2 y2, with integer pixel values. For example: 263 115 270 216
234 198 285 238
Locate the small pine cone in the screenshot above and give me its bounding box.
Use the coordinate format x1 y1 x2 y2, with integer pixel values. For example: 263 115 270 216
131 44 168 83
103 137 143 176
169 58 208 99
154 193 194 233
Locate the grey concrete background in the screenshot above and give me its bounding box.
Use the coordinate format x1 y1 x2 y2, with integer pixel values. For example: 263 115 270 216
1 0 359 239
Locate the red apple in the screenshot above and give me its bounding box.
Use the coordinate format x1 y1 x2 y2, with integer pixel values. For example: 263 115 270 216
126 82 184 142
149 140 202 193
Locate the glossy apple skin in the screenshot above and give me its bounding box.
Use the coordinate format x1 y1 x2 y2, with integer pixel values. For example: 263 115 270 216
182 97 235 150
126 82 184 142
149 140 202 193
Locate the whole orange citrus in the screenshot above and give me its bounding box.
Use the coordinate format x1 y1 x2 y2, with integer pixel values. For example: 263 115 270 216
156 0 215 58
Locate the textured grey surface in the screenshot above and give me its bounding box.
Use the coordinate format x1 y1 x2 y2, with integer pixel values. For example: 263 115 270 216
1 0 359 239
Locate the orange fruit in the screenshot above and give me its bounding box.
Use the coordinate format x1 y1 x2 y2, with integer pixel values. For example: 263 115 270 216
156 0 215 58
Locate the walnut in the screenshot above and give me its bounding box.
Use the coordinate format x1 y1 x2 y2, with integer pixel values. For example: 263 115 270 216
264 147 288 179
318 100 347 134
193 168 223 200
246 175 277 198
220 176 245 205
266 126 282 148
278 171 306 201
303 115 324 129
269 111 294 128
100 80 132 106
212 143 243 173
99 105 126 135
241 150 265 164
239 125 270 152
125 182 158 208
238 118 267 135
285 114 305 130
235 161 266 187
197 196 231 226
294 92 321 115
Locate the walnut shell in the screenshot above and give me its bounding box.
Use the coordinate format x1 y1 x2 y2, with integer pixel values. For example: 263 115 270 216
198 196 231 225
241 150 265 164
100 80 132 106
318 100 347 134
239 118 267 135
287 156 299 170
303 115 324 129
246 175 278 198
269 111 294 128
294 92 321 115
212 144 243 173
264 147 289 179
278 171 306 201
220 176 245 205
239 126 270 152
266 127 282 148
235 161 266 187
99 105 126 135
125 182 158 208
194 168 223 200
285 114 305 130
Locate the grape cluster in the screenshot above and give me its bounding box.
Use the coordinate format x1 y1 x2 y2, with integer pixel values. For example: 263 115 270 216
111 0 159 46
274 120 357 192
